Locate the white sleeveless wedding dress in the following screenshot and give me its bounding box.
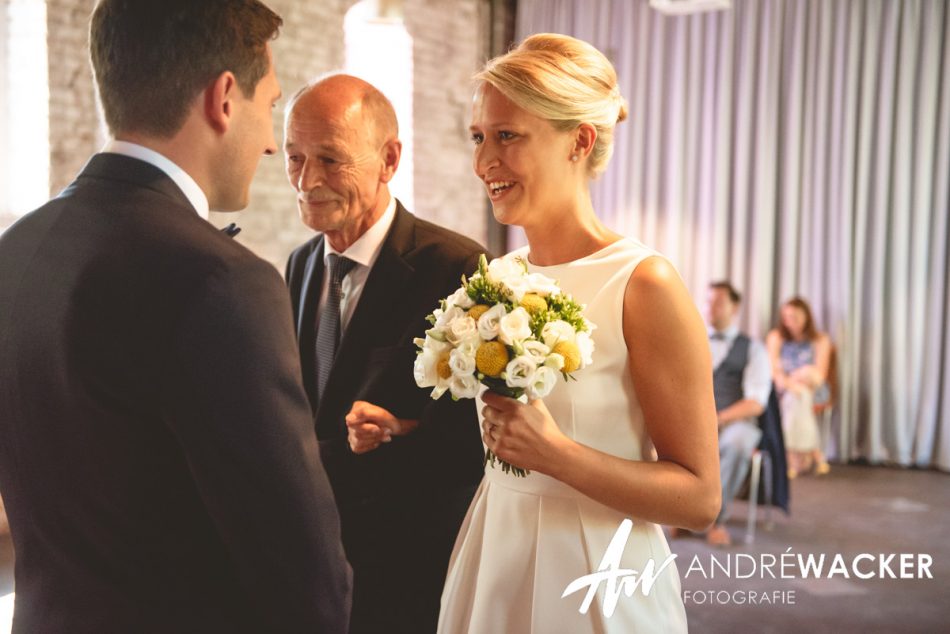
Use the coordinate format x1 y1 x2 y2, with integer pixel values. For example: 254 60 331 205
438 238 688 633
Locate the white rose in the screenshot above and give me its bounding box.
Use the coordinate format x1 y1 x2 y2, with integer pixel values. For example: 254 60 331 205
526 365 558 400
544 353 565 371
502 276 531 303
456 337 479 357
541 320 576 347
434 305 465 329
446 315 478 346
575 331 595 367
449 347 477 377
487 256 524 283
504 355 537 388
448 286 475 310
521 340 551 364
498 307 532 345
526 273 561 297
477 303 508 341
449 373 481 400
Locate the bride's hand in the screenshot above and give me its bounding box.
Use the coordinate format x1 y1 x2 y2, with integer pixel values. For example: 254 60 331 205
481 391 571 474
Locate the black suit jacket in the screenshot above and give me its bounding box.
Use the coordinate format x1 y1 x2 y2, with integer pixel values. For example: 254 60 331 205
285 202 486 633
0 154 351 633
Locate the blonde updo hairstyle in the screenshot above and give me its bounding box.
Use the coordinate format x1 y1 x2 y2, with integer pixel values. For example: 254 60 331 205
476 33 628 177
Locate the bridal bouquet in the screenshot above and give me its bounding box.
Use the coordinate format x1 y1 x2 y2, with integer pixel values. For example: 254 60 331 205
413 254 595 476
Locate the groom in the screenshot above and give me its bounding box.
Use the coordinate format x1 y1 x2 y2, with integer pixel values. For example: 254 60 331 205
283 74 487 633
0 2 350 632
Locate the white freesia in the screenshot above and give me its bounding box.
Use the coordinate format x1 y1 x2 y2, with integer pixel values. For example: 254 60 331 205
414 348 450 399
522 340 551 364
498 307 532 345
446 315 478 346
526 365 558 400
449 373 480 399
477 303 508 341
448 286 474 310
575 331 595 368
504 355 537 388
541 320 576 347
487 256 524 283
526 273 561 297
448 347 477 377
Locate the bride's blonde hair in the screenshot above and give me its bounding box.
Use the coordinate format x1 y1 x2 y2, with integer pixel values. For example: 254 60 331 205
476 33 627 177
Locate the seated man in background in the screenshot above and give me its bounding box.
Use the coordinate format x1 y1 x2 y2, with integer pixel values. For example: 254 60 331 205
700 281 772 545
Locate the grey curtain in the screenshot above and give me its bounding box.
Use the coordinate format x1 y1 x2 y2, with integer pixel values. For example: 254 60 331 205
514 0 950 470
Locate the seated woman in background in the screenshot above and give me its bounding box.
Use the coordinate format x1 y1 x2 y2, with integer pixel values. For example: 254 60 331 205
766 296 832 478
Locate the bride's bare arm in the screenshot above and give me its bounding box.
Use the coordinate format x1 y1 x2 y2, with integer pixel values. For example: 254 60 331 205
481 257 721 531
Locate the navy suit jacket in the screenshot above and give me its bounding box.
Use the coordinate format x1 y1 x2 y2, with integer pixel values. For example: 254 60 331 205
0 153 351 633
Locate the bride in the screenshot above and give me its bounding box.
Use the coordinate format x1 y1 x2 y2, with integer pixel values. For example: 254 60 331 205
438 34 721 633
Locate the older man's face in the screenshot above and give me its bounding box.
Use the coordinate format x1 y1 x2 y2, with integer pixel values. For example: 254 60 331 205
284 92 387 247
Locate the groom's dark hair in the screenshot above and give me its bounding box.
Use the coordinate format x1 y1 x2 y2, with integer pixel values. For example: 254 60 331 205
90 0 282 138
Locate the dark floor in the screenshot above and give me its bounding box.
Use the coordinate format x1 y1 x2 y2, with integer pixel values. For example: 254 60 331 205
669 463 950 633
0 464 948 632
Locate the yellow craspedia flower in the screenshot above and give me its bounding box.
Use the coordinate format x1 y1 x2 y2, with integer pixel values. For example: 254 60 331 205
519 293 548 315
476 341 509 377
552 341 581 373
437 353 453 380
468 304 491 323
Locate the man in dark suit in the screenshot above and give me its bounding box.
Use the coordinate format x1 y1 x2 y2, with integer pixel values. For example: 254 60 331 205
283 74 487 633
0 2 350 632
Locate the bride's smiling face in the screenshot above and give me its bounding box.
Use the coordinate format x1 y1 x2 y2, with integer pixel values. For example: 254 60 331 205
469 83 576 228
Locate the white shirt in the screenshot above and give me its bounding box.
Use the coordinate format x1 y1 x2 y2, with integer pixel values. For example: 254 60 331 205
102 140 210 220
709 324 772 418
317 195 397 330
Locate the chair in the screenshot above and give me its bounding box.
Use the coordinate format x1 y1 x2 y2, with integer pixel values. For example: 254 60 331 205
745 448 773 544
813 343 839 459
744 387 789 544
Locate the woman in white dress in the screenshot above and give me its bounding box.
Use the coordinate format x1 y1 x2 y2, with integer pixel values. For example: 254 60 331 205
438 34 721 633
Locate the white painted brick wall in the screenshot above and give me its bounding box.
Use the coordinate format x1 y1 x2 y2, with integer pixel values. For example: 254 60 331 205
37 0 489 268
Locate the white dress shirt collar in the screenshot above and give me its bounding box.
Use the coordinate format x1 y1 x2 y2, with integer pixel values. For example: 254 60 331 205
323 195 397 269
102 140 210 220
709 324 740 341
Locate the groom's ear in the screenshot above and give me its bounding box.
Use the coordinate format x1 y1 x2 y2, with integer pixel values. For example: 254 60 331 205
204 71 239 134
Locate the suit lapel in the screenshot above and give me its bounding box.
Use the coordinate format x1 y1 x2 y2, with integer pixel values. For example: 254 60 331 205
314 204 416 430
296 239 325 413
298 239 326 336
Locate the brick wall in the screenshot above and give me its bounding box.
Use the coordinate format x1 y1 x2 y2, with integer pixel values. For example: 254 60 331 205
36 0 492 269
45 0 100 200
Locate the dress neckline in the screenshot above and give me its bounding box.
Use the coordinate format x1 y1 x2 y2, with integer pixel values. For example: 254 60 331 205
524 237 630 270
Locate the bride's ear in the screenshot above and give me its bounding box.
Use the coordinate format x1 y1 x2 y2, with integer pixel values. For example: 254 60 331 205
571 123 597 161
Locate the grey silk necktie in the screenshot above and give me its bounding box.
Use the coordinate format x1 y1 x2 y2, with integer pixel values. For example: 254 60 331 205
315 254 357 406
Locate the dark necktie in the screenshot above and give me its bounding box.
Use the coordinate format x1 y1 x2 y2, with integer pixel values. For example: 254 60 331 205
315 254 357 406
710 332 727 341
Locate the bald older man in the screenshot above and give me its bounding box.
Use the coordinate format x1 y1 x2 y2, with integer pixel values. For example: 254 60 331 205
283 74 488 633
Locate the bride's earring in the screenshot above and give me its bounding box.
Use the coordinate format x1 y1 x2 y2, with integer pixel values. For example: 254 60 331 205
570 154 578 162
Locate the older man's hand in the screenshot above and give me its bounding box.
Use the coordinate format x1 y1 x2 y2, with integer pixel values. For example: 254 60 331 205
345 401 419 454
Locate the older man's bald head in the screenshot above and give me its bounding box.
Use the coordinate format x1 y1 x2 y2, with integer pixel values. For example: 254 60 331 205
286 73 398 147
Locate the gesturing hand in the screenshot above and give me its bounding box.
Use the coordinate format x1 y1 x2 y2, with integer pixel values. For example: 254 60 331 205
345 401 419 454
480 391 571 475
